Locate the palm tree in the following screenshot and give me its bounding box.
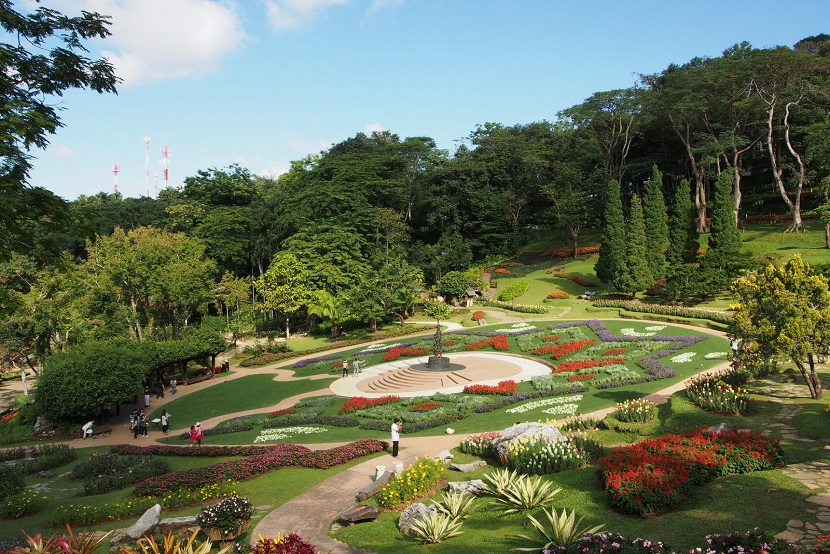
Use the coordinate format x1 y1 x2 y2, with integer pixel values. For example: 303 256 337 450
307 290 342 339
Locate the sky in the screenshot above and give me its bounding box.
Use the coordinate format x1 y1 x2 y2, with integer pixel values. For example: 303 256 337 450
19 0 830 201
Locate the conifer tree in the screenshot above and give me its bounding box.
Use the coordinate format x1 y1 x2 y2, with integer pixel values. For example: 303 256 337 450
667 179 699 265
643 165 669 280
702 172 744 274
614 195 653 297
594 179 626 284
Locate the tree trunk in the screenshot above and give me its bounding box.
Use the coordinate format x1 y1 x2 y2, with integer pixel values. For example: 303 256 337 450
284 315 290 339
783 101 805 232
825 222 830 248
808 354 823 399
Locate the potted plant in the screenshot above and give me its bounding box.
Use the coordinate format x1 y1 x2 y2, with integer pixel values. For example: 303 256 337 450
196 494 254 542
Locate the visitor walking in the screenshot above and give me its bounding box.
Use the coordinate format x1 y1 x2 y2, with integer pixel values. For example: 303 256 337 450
161 410 170 435
352 357 364 377
170 379 177 395
195 422 203 445
189 425 198 447
143 385 151 407
342 360 348 378
391 417 402 457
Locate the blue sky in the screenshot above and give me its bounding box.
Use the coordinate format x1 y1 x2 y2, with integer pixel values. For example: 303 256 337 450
24 0 830 200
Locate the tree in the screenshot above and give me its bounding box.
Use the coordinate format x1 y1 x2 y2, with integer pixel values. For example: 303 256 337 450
0 2 118 260
435 271 469 304
732 256 830 399
642 166 669 280
594 180 626 284
614 195 652 297
701 172 746 278
307 290 345 339
666 179 699 265
256 252 313 339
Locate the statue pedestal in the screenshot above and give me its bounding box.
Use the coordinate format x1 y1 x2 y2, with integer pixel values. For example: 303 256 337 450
426 356 450 370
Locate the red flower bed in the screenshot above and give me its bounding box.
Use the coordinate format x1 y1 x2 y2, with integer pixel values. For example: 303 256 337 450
471 310 486 321
410 402 441 412
546 291 570 299
443 339 459 346
533 338 597 359
553 358 625 374
568 373 595 381
541 335 561 342
381 347 429 362
463 380 517 395
340 395 401 413
494 268 511 274
597 430 783 515
603 348 628 356
0 411 19 424
269 408 296 417
540 246 600 258
465 335 510 351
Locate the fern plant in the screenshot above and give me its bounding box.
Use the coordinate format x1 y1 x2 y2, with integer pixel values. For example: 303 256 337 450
409 511 464 544
514 507 605 551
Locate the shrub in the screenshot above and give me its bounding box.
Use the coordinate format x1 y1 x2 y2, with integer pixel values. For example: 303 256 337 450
0 465 24 501
552 273 598 287
0 489 44 519
476 299 548 314
471 310 486 321
507 436 594 475
516 507 605 551
251 532 321 554
546 291 570 300
196 494 254 537
409 511 464 544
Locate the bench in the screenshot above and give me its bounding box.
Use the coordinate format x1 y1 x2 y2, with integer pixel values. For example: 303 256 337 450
185 374 213 385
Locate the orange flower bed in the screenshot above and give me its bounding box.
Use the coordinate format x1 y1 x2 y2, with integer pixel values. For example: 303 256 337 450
463 380 517 395
552 273 598 287
542 335 561 342
546 291 570 299
0 411 19 424
540 246 600 258
494 268 511 275
603 348 628 356
269 408 296 416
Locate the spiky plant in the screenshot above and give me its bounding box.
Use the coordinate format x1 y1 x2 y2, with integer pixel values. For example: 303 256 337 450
514 507 605 551
433 490 476 520
481 467 522 498
491 474 562 514
409 511 464 544
123 530 231 554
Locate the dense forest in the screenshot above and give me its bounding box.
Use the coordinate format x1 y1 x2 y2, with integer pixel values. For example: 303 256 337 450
2 31 830 374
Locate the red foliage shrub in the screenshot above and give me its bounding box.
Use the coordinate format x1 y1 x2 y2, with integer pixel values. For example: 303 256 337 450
546 291 570 299
471 310 486 321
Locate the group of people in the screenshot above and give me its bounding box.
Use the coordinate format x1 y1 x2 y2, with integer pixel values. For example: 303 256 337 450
189 422 204 446
341 357 365 378
130 408 149 438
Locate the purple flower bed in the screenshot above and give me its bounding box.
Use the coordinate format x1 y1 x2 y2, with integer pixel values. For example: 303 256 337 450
292 353 342 369
129 439 387 497
263 415 359 428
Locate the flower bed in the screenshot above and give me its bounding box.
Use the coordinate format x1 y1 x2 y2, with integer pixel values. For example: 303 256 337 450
381 346 429 362
590 299 732 324
471 310 486 321
612 398 655 423
568 373 595 381
553 358 625 374
533 339 597 359
464 335 510 351
463 380 517 395
546 291 570 299
269 408 296 417
409 402 441 412
597 429 783 515
539 246 599 258
686 372 750 415
552 273 598 287
476 299 548 314
459 431 501 457
377 456 445 508
339 395 400 414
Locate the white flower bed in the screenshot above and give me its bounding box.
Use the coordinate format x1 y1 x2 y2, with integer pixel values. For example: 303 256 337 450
704 352 729 359
505 394 583 414
541 403 580 416
644 325 666 331
253 426 328 443
621 328 656 337
495 325 538 333
670 352 696 363
363 342 401 351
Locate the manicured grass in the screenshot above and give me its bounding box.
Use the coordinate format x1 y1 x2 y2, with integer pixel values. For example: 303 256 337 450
147 374 336 425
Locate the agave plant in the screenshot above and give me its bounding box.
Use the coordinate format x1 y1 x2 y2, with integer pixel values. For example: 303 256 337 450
432 490 476 520
121 530 231 554
491 474 562 514
481 468 522 497
409 511 464 544
513 507 605 551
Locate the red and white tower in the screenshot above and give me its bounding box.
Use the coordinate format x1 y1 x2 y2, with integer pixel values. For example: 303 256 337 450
112 163 120 194
143 136 151 197
161 145 170 190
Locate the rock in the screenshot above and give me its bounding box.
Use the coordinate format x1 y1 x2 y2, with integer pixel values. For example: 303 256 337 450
356 470 394 501
398 503 433 535
157 516 198 536
37 470 55 478
339 503 380 524
109 533 125 546
33 415 56 434
451 460 487 473
124 504 161 540
492 422 566 465
392 460 404 477
704 423 738 435
437 450 454 462
447 480 486 495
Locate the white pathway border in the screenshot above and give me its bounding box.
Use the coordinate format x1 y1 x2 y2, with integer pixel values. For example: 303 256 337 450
328 351 552 398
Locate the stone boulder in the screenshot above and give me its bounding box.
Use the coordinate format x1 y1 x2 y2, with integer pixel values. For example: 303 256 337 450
157 516 199 536
123 504 161 540
33 415 56 435
447 480 485 495
398 503 434 535
339 503 380 524
491 422 566 465
451 460 487 473
437 450 454 462
37 470 55 479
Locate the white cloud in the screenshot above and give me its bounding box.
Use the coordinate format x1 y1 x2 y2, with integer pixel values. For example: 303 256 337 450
288 138 331 156
64 0 246 87
265 0 348 31
363 122 386 135
47 144 75 159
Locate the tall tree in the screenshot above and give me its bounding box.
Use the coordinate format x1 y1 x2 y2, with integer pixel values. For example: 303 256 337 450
0 2 118 260
666 179 700 265
256 252 313 339
701 172 745 276
594 180 627 284
615 195 652 297
643 166 669 280
732 256 830 399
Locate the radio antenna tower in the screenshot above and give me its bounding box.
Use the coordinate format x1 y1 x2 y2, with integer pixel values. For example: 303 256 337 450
112 163 120 194
143 136 151 197
161 146 170 190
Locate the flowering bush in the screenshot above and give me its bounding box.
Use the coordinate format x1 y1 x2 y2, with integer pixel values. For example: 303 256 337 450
196 494 254 537
410 402 441 412
612 398 655 423
0 489 44 519
378 457 445 508
508 434 597 475
339 395 400 414
459 431 500 457
696 528 798 554
597 429 783 515
381 346 429 362
686 372 750 415
471 310 486 321
546 291 570 299
590 299 732 324
463 380 517 395
494 267 511 274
